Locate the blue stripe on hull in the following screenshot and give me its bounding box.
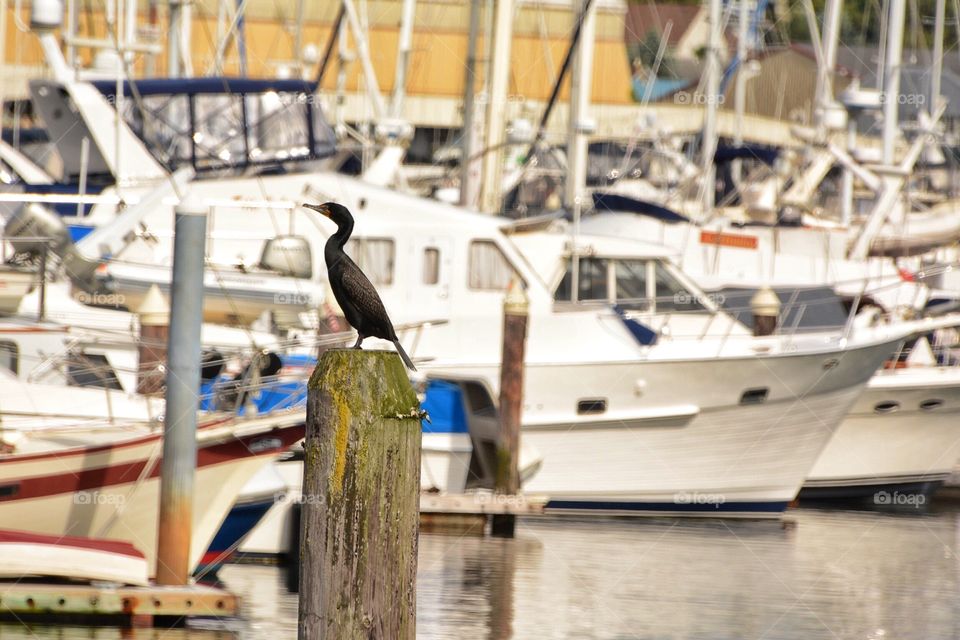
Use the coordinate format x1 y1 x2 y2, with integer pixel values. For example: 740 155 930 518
545 500 789 515
198 497 276 574
799 480 943 502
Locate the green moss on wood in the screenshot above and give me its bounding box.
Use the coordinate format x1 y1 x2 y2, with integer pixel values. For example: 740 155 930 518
299 349 421 640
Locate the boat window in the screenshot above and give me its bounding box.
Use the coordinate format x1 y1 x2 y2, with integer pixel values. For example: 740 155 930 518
468 241 517 291
247 93 313 164
66 353 123 390
0 341 18 375
136 95 192 168
346 238 395 285
615 260 649 309
554 257 608 302
193 94 247 170
578 258 608 300
653 262 706 312
423 248 440 285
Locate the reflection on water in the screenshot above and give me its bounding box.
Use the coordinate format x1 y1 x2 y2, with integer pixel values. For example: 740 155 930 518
3 508 960 639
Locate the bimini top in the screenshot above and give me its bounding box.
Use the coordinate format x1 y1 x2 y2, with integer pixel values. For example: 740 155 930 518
89 76 336 176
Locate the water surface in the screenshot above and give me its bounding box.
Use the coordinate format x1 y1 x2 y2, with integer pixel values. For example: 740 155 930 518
2 507 959 639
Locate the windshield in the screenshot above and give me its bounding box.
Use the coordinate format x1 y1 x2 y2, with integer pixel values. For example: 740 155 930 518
554 257 708 313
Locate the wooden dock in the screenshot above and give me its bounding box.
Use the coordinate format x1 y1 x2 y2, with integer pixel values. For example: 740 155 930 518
0 581 238 626
419 492 546 533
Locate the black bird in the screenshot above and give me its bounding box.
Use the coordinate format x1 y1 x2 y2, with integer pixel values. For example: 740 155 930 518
304 201 416 371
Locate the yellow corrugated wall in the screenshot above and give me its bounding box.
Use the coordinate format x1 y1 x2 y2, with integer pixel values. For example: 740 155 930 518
5 1 632 105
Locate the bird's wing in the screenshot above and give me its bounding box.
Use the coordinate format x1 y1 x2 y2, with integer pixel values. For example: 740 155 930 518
340 263 394 331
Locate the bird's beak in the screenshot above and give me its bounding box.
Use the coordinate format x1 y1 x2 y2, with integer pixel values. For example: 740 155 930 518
303 203 330 217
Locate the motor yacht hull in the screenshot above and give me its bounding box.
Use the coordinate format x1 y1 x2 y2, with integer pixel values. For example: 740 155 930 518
425 335 901 517
802 366 960 503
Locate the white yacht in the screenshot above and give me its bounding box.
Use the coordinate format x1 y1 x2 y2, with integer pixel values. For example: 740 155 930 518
0 40 926 516
118 170 922 516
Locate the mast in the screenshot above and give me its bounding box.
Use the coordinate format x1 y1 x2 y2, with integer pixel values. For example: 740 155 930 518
391 0 416 117
342 0 387 121
931 0 945 111
882 0 905 165
564 0 596 211
732 0 750 184
815 0 843 130
459 0 482 209
480 0 514 214
700 0 722 213
168 0 183 76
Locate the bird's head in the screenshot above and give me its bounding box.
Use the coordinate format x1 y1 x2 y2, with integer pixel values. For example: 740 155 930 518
303 201 353 228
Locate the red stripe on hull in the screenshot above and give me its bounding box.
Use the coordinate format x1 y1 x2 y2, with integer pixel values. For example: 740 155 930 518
0 529 145 558
0 424 304 502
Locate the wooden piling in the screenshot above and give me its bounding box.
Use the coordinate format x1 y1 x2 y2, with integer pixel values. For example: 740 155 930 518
298 349 421 640
492 282 529 537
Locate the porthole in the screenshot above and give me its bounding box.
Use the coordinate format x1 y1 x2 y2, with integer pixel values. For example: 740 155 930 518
874 401 900 414
740 388 769 405
920 399 944 411
577 399 607 415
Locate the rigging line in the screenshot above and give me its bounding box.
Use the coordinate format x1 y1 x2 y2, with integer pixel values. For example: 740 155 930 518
614 22 675 184
535 1 558 88
499 1 598 204
97 0 187 201
315 4 346 87
208 0 253 77
521 0 597 168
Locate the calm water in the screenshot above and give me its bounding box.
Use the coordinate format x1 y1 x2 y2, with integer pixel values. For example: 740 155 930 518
4 506 960 639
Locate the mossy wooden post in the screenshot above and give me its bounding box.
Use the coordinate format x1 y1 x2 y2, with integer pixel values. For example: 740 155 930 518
298 349 421 640
492 282 529 537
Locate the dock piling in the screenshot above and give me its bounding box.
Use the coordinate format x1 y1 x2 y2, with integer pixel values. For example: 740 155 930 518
492 281 529 537
298 349 421 640
156 197 207 586
136 284 170 395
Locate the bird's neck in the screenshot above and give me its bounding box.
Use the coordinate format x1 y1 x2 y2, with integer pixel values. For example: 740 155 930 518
329 220 353 251
325 220 352 265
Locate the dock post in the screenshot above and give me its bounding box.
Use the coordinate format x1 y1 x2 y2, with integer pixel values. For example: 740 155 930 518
492 281 529 537
156 197 207 586
298 350 421 640
136 284 169 395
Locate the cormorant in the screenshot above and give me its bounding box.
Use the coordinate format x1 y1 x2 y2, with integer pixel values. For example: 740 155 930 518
304 201 417 371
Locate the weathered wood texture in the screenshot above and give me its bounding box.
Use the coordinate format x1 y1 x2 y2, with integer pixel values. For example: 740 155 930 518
298 349 421 640
492 288 529 537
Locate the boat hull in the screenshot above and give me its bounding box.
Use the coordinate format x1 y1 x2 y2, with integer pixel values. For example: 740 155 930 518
426 335 901 517
802 367 960 503
0 416 304 576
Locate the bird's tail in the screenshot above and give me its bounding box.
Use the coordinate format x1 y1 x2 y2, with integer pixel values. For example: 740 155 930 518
393 340 417 371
